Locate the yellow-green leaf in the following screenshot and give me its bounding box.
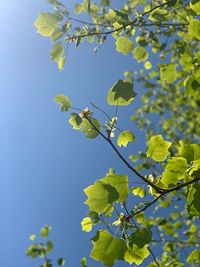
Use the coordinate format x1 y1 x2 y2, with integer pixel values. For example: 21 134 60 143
115 37 134 56
124 244 149 265
81 217 93 232
189 19 200 40
117 130 135 147
131 187 146 198
54 94 72 112
90 230 126 267
34 12 61 37
146 135 172 162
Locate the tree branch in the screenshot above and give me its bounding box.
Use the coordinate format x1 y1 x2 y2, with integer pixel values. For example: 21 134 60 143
68 1 184 40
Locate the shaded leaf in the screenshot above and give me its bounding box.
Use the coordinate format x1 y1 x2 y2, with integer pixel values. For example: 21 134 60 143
107 80 136 106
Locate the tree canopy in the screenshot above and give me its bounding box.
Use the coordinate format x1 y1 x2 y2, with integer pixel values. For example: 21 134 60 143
27 0 200 266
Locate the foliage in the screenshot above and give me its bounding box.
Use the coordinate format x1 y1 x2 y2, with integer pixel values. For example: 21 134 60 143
27 0 200 266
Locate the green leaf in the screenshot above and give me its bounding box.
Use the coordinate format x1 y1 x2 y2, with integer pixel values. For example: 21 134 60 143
69 113 83 130
130 229 152 248
146 135 172 162
40 225 51 238
29 234 36 241
131 187 146 198
133 47 148 63
187 249 200 264
81 217 93 232
117 130 135 147
190 1 200 14
161 157 188 187
26 244 40 258
159 63 177 83
90 230 126 267
124 244 149 265
187 184 200 218
34 12 61 37
115 37 134 56
107 80 136 106
105 9 119 22
81 257 87 267
54 94 72 112
58 57 65 71
100 170 129 202
50 42 64 62
84 181 119 213
81 118 100 139
189 19 200 40
57 258 65 266
46 241 53 253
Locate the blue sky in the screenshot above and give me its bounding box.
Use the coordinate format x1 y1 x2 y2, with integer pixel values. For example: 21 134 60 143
0 1 149 267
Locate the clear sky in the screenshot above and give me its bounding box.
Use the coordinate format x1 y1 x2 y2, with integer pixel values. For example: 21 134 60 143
0 1 147 267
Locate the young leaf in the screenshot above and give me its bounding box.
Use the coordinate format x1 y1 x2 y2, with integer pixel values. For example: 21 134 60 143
40 225 51 238
84 181 119 213
54 94 72 112
117 130 135 147
81 217 93 232
107 80 136 106
69 113 83 130
133 47 148 63
29 234 36 241
115 36 134 56
58 57 65 71
34 12 61 37
50 42 64 62
124 244 149 265
146 135 172 162
90 230 126 267
159 63 177 83
131 187 146 198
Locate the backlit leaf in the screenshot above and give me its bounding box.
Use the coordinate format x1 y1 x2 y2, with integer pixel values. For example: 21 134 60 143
189 19 200 40
84 181 119 213
81 217 93 232
50 42 64 62
133 47 148 63
54 94 72 112
124 244 149 265
146 135 172 162
34 12 61 37
161 157 188 187
131 187 146 198
100 170 128 202
115 37 134 56
81 118 100 139
117 130 135 147
90 230 126 267
159 63 177 83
